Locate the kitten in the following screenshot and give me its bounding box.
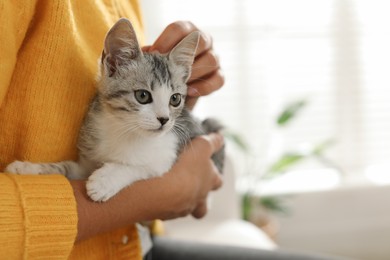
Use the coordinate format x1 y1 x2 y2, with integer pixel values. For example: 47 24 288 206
5 18 224 202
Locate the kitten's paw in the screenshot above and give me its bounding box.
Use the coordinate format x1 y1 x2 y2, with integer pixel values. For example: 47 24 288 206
5 161 45 175
86 170 120 202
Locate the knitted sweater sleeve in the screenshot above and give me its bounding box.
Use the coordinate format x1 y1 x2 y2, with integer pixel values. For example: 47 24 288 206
0 174 77 259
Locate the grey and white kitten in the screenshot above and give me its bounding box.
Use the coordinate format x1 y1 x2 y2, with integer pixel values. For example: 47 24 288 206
5 18 224 202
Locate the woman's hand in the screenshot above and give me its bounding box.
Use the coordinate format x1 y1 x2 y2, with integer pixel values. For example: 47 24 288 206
159 133 224 219
142 21 225 109
72 133 224 242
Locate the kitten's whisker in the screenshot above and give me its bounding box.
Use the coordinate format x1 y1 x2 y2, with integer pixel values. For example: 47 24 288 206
114 123 140 139
172 123 191 148
178 118 203 134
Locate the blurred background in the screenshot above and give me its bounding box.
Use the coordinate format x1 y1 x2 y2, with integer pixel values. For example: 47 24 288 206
141 1 390 259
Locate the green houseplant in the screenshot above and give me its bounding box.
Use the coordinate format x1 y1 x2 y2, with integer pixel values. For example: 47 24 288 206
225 99 337 237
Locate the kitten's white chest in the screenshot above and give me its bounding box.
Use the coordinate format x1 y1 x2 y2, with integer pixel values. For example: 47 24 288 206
100 132 179 175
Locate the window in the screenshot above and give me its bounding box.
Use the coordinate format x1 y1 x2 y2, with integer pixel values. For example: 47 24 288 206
141 0 390 194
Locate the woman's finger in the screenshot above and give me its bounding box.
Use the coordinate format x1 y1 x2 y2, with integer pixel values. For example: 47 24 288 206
188 70 225 97
185 96 198 110
189 51 220 82
191 133 225 157
191 200 208 219
149 21 212 56
149 21 197 53
141 45 151 52
212 173 223 190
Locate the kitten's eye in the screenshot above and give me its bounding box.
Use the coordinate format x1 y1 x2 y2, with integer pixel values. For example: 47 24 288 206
170 94 182 107
135 90 152 104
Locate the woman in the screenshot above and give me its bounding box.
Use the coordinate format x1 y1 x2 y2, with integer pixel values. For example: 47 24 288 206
0 0 224 258
1 1 341 259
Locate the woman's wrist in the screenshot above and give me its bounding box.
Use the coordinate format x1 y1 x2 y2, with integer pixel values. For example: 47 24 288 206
70 175 190 242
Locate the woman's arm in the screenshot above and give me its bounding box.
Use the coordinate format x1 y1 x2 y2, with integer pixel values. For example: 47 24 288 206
72 133 224 242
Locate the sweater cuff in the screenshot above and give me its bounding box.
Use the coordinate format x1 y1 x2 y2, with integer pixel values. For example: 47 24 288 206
1 174 77 258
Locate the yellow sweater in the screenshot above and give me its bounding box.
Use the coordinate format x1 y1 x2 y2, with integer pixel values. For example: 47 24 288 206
0 1 144 259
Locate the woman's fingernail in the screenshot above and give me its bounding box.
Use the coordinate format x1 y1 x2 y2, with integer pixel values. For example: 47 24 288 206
188 87 199 96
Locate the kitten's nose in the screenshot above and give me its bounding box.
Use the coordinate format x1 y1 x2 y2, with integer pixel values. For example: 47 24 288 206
157 117 169 126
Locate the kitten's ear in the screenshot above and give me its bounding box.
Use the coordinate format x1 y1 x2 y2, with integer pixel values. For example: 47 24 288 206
102 18 142 77
168 31 200 82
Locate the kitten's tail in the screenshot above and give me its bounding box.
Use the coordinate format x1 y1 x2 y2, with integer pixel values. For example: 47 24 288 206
201 118 224 133
201 118 225 174
5 160 87 180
